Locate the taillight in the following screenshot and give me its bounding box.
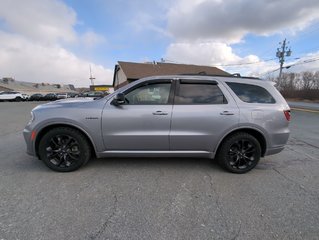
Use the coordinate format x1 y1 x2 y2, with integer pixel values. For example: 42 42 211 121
283 110 291 121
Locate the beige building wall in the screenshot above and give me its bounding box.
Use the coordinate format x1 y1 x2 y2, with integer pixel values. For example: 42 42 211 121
114 68 128 89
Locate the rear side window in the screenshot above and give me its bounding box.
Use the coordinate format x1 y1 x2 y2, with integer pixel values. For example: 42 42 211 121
175 83 227 104
226 82 276 104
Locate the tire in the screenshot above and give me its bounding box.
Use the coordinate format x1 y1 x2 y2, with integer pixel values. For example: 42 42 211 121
38 127 91 172
15 97 22 102
217 132 261 174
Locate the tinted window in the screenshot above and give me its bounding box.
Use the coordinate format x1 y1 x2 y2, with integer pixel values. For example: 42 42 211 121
226 82 276 103
175 83 227 104
125 83 171 105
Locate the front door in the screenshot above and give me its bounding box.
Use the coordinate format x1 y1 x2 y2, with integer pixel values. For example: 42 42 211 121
101 80 174 150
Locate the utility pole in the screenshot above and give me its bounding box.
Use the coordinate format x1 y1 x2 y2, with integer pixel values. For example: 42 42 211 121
89 65 95 86
276 39 292 81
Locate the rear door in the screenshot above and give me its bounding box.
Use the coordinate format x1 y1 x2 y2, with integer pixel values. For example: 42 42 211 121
170 79 239 152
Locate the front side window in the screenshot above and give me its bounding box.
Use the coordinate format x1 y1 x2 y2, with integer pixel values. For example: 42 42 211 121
125 83 171 105
226 82 276 104
175 83 227 104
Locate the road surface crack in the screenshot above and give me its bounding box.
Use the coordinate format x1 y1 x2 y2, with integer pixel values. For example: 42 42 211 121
291 137 319 150
89 192 118 240
203 171 231 236
285 145 318 161
273 168 317 198
231 222 242 240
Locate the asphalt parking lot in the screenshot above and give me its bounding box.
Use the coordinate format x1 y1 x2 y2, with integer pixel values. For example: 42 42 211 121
0 102 319 240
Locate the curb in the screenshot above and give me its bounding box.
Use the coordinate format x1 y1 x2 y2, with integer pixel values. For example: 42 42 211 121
290 107 319 113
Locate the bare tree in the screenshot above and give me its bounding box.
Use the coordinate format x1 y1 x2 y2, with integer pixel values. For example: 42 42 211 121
301 71 315 91
266 71 319 100
313 71 319 90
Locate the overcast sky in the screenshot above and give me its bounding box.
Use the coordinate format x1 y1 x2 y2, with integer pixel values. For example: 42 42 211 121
0 0 319 87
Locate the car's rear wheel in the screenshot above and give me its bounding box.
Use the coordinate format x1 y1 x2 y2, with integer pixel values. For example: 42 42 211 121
38 127 91 172
217 132 261 174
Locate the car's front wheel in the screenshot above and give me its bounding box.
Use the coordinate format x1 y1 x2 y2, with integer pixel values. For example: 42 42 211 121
15 97 22 102
217 132 261 174
38 127 91 172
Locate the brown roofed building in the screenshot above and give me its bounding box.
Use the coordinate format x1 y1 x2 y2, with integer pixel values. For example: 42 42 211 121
112 61 230 89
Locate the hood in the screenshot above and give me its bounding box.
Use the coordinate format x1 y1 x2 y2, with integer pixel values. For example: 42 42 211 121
32 97 101 111
53 97 95 104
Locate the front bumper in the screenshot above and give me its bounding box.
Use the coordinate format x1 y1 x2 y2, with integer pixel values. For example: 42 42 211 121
23 127 36 156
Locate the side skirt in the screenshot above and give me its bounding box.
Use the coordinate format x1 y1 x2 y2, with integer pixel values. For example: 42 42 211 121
96 150 214 159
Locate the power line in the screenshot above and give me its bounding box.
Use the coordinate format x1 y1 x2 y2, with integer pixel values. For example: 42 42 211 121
261 56 319 76
162 47 316 70
214 58 276 67
285 57 319 68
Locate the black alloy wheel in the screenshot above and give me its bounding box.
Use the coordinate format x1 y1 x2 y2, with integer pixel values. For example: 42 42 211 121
38 127 91 172
217 132 261 174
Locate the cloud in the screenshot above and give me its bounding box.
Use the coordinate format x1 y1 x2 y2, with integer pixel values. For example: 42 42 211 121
166 42 244 65
165 0 319 78
168 0 319 43
165 41 279 77
127 10 170 38
0 31 113 87
0 0 112 87
80 31 106 49
0 0 77 44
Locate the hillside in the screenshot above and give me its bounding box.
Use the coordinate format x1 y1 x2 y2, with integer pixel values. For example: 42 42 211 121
0 78 77 94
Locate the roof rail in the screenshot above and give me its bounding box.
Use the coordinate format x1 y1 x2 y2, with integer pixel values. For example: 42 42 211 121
232 73 241 77
178 72 261 80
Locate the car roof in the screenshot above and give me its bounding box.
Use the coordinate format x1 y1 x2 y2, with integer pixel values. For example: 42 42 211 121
136 74 270 86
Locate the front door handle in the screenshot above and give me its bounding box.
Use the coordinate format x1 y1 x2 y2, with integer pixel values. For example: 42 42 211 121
220 111 234 115
153 111 168 115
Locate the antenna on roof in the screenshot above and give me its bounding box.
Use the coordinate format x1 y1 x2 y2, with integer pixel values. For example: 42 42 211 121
89 65 95 85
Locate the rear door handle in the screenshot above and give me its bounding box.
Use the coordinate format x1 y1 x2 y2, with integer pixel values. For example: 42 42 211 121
153 111 168 115
220 111 234 115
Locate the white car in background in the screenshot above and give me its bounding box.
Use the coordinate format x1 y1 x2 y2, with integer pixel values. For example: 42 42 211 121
0 91 24 101
56 93 68 99
22 94 30 101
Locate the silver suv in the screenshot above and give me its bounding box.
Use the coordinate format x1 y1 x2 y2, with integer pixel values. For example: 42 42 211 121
23 75 290 173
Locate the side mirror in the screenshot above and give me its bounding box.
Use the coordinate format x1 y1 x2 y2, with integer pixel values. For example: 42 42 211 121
112 93 125 106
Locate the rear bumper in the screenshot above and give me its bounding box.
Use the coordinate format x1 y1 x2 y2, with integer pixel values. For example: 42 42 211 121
264 146 285 156
265 130 290 156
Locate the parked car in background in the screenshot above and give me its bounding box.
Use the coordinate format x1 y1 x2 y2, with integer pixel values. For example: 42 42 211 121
22 94 30 101
0 91 24 101
56 93 68 99
24 74 290 173
67 92 78 98
43 93 58 101
79 91 106 98
29 93 44 101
